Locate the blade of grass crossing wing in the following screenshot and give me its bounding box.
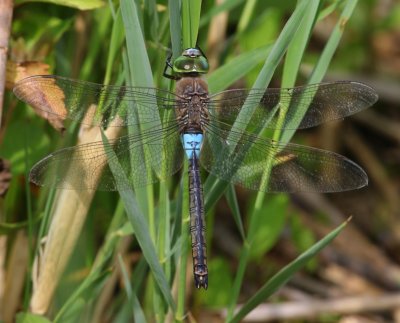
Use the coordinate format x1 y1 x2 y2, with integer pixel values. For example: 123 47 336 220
233 4 320 316
248 0 321 251
121 0 160 242
182 0 202 48
230 0 309 136
101 131 176 311
269 0 320 141
204 0 309 212
280 0 358 143
221 1 316 316
229 220 349 323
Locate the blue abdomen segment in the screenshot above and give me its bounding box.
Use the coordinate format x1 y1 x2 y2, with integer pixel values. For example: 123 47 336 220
181 133 203 159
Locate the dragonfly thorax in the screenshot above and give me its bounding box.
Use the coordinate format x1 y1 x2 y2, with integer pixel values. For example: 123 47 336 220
175 77 210 133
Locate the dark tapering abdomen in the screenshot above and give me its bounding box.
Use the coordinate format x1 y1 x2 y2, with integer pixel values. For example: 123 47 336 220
188 153 208 289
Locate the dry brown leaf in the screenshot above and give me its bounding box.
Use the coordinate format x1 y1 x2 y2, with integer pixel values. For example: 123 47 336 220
6 61 50 89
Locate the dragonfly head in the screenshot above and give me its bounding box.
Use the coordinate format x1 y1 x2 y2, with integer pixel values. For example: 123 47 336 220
173 48 209 77
194 264 208 289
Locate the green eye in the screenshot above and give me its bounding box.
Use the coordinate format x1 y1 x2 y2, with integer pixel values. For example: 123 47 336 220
172 48 209 75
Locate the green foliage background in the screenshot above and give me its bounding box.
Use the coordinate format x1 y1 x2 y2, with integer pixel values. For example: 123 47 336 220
1 0 395 322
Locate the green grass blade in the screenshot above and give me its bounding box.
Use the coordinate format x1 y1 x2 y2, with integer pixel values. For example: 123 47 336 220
226 245 250 320
280 0 358 144
248 0 321 254
15 0 105 10
182 0 202 48
229 220 350 323
225 185 245 240
118 255 147 323
54 201 127 322
104 8 126 85
120 0 159 244
200 0 245 28
176 160 189 321
157 182 171 292
169 0 182 58
317 0 342 21
281 0 321 87
80 9 113 81
16 313 52 323
206 44 272 93
204 0 309 211
121 0 154 87
308 0 358 84
101 132 176 312
249 0 309 90
237 0 257 33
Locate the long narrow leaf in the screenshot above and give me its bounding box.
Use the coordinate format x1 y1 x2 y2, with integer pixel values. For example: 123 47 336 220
206 44 272 93
182 0 202 48
102 131 176 312
280 0 358 144
281 0 321 88
169 0 182 58
204 0 309 211
118 255 147 323
121 0 154 87
229 220 350 323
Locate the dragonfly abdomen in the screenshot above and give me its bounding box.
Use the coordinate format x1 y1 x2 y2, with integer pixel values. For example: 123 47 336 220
182 132 208 289
188 152 208 289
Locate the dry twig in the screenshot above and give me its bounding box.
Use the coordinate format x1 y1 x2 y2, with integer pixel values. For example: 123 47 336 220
0 0 13 126
229 293 400 322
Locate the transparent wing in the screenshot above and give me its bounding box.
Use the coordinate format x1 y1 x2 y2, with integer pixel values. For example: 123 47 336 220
201 123 367 193
13 75 181 128
207 81 378 130
30 121 183 191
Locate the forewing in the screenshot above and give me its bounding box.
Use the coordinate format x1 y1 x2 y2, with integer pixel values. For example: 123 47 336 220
30 122 183 191
13 75 180 129
207 82 378 131
201 125 367 193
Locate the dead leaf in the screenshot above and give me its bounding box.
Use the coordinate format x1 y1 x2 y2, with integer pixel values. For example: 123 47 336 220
6 61 50 89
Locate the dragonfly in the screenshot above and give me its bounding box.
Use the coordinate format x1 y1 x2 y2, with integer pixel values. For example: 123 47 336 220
13 48 378 289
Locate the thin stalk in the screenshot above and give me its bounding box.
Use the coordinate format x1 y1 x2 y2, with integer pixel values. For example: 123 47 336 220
176 160 189 321
23 127 33 310
0 0 13 126
226 243 250 320
221 0 313 314
237 0 256 33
